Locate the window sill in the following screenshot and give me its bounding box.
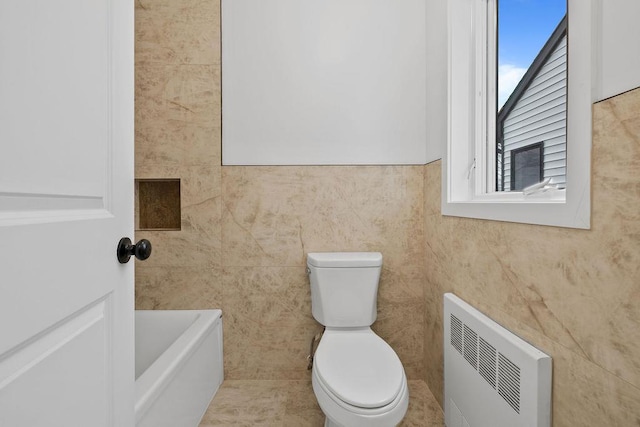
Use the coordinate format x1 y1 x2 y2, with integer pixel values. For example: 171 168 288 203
443 188 589 229
467 189 566 203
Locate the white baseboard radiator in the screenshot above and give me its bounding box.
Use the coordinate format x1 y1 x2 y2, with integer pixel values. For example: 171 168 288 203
444 293 552 427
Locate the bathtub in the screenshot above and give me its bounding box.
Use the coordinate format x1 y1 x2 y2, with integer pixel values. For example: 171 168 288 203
135 309 224 427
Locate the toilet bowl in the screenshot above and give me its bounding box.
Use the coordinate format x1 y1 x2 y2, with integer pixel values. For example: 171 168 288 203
307 252 409 427
311 329 409 427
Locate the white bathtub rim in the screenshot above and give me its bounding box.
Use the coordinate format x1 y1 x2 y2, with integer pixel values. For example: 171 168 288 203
134 309 222 423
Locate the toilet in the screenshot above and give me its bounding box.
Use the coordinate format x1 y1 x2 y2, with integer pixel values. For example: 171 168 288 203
307 252 409 427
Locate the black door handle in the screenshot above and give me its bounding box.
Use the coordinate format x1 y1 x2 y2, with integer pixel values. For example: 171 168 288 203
117 237 152 263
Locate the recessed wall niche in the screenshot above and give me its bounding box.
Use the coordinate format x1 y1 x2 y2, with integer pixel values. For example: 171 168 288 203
135 179 181 231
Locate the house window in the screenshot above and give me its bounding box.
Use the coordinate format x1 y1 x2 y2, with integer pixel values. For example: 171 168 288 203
443 0 593 229
510 143 543 191
496 10 567 193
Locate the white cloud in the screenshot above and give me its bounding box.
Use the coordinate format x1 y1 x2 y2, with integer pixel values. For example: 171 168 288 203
498 64 527 110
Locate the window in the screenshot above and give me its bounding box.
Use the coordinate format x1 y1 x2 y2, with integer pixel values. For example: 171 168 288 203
510 143 543 192
496 7 567 193
443 0 594 229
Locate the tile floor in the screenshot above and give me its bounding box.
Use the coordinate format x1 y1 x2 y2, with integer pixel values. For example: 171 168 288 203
199 379 444 426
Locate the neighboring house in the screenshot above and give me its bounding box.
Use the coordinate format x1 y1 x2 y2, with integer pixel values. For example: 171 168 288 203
497 16 567 191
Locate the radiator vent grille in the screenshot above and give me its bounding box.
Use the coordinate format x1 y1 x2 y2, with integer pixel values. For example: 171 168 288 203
498 353 521 413
463 325 478 369
448 311 523 414
479 337 497 389
451 314 463 354
444 294 551 426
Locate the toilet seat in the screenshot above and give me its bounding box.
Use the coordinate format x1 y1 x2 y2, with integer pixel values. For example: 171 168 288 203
312 367 408 416
313 329 404 409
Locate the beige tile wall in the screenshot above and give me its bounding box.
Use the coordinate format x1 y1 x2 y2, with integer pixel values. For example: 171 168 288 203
135 0 640 422
135 0 223 314
423 87 640 425
134 0 425 381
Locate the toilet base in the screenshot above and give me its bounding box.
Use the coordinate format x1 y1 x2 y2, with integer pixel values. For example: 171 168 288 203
323 415 401 427
324 417 340 427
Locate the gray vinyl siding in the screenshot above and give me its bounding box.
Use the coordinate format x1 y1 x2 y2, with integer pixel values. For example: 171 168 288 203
502 35 567 191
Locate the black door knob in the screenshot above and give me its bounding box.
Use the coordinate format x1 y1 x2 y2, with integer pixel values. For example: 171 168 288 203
117 237 152 263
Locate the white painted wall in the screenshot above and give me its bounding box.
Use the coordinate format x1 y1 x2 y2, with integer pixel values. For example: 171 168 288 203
424 0 449 163
222 0 427 165
597 0 640 101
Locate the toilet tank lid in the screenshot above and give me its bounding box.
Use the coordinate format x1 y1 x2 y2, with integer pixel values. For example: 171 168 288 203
307 252 382 268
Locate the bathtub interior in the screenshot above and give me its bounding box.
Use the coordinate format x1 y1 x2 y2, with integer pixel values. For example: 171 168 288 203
134 309 223 427
135 311 200 379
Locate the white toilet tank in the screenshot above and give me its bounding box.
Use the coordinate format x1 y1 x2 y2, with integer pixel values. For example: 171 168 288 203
307 252 383 328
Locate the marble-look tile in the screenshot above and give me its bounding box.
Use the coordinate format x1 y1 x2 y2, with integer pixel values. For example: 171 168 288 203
423 155 640 409
135 266 222 310
282 379 325 426
136 163 219 205
550 333 640 427
199 380 443 427
378 264 425 303
428 214 601 357
136 63 220 126
422 87 640 419
423 278 445 406
221 168 306 267
400 380 445 427
581 88 640 387
135 0 220 66
199 380 288 426
467 299 640 427
135 62 221 169
376 266 426 379
136 166 222 269
222 267 320 380
425 164 640 380
135 121 221 169
222 165 424 268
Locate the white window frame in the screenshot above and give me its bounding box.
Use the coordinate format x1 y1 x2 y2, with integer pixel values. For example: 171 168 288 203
443 0 596 229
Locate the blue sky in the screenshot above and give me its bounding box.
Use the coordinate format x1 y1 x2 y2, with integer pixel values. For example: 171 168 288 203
498 0 566 109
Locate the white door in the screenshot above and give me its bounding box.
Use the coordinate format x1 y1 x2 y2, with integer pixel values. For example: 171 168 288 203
0 1 134 426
